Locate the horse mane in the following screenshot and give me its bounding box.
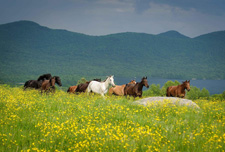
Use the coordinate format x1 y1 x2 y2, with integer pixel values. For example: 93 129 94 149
93 78 101 82
37 73 52 81
49 77 53 85
103 76 111 82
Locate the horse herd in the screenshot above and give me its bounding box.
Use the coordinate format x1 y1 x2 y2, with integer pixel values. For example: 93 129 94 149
24 73 191 98
24 74 62 93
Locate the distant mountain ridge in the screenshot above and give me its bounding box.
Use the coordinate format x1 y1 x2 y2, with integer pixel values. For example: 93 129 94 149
0 20 225 85
157 30 190 39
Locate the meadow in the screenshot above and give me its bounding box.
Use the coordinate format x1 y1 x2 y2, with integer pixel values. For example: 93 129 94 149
0 84 225 151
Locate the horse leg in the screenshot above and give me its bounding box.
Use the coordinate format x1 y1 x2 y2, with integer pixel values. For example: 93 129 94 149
100 92 106 99
180 94 185 98
87 86 91 95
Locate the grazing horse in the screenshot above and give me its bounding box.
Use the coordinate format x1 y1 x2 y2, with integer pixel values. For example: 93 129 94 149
166 80 190 98
24 73 52 90
87 76 115 97
67 85 77 93
75 78 101 93
108 80 136 96
124 77 149 98
41 76 62 93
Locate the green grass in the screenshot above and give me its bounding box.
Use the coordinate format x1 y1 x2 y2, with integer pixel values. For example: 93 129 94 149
0 85 225 151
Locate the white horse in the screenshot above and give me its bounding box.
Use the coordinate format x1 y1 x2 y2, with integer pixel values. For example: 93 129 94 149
87 75 115 97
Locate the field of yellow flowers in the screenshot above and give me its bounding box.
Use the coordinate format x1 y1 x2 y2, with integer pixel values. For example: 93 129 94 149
0 84 225 151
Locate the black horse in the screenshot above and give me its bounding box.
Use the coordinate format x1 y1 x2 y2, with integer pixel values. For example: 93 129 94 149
37 73 52 81
24 73 52 90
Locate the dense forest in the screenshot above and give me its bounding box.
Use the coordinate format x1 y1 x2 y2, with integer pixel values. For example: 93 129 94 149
0 20 225 86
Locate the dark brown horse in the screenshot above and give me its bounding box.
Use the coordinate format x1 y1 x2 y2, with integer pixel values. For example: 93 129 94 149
41 76 62 93
108 80 136 96
124 77 149 98
166 80 190 98
75 78 101 93
24 73 52 90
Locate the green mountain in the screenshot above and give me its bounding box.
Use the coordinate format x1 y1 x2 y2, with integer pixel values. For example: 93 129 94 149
157 30 190 39
0 20 225 86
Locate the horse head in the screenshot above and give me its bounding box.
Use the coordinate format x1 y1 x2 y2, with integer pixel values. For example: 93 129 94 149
183 80 190 91
108 75 115 87
141 77 149 88
129 80 136 84
55 76 62 86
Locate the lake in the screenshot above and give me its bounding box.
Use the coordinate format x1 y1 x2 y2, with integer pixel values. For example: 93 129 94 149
114 77 225 95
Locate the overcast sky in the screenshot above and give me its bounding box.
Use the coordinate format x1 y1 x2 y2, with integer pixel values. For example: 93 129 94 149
0 0 225 37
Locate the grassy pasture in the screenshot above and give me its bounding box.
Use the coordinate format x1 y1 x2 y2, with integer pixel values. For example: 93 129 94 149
0 85 225 151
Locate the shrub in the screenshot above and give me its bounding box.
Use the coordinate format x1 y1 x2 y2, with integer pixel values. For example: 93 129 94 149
143 84 161 97
200 88 210 99
222 91 225 99
186 87 210 100
77 77 87 85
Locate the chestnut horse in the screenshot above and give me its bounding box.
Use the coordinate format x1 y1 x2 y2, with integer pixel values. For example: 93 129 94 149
67 85 77 93
41 76 62 93
124 77 149 98
108 80 136 96
166 80 190 98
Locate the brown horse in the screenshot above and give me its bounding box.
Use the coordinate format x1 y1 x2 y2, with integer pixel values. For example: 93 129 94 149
41 76 62 93
124 77 149 98
166 80 190 98
108 80 136 96
67 85 77 93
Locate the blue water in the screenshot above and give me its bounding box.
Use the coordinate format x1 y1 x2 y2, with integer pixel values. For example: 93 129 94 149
114 77 225 95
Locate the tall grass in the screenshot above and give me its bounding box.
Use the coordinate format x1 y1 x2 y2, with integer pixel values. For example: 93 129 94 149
0 85 225 151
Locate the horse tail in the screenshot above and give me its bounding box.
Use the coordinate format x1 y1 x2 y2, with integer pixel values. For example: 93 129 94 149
67 87 71 93
87 82 92 93
166 87 170 97
24 81 29 87
24 80 32 90
124 84 128 96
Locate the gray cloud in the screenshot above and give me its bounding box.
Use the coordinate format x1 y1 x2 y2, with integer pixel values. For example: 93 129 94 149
0 0 225 37
133 0 225 15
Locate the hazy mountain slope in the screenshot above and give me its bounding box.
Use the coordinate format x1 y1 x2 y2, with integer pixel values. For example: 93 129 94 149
0 21 224 85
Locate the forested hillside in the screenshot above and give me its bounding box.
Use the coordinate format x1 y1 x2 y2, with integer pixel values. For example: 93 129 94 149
0 20 225 86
